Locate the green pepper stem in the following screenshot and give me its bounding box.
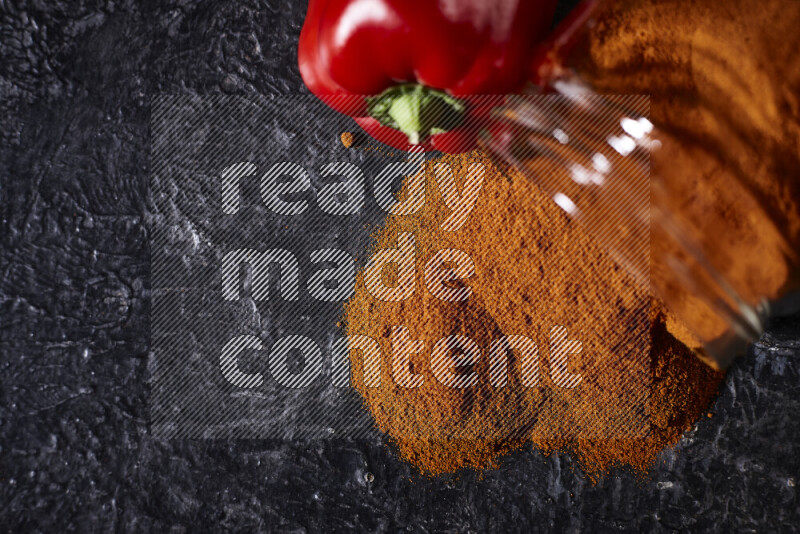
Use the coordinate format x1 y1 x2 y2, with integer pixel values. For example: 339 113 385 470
366 84 466 145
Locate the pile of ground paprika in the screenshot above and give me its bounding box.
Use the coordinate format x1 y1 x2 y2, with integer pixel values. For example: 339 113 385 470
339 0 800 479
343 151 724 478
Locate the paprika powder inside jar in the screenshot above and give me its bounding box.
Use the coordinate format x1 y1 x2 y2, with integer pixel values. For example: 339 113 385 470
482 0 800 369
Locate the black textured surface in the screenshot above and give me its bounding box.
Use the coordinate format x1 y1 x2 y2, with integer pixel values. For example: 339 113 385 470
1 0 799 531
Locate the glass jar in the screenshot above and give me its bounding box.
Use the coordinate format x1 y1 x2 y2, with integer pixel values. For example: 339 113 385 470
481 0 800 368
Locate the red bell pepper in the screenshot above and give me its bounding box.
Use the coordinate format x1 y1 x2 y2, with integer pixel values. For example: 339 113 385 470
298 0 559 153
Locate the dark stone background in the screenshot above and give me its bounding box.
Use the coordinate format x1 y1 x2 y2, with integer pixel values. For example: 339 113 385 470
1 0 798 531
